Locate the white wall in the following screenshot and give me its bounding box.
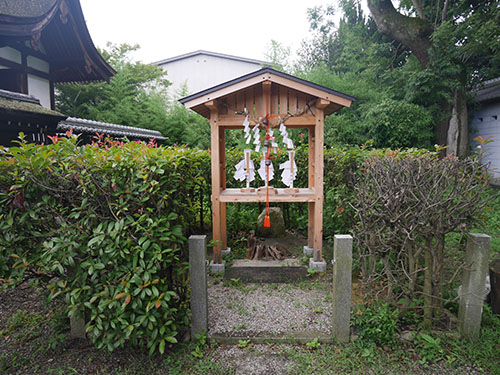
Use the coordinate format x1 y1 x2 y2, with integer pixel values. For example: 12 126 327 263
159 53 263 99
0 46 21 63
470 102 500 184
0 46 52 108
27 74 51 108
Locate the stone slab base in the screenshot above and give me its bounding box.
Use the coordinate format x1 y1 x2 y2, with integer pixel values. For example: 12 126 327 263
209 260 226 274
224 259 307 283
309 258 327 272
303 246 314 256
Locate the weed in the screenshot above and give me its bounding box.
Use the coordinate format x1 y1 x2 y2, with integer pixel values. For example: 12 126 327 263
305 338 321 349
233 323 247 330
237 339 251 348
307 268 318 277
416 332 445 363
191 330 207 358
314 306 323 314
5 310 45 344
352 302 398 347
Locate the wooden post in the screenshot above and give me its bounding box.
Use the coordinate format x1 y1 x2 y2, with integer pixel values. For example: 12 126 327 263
313 100 328 262
219 126 228 251
207 101 222 264
308 126 315 249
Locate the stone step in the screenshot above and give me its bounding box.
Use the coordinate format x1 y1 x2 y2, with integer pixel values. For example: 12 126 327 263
224 258 307 283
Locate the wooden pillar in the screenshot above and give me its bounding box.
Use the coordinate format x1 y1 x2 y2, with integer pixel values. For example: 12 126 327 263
308 125 315 249
219 126 228 250
207 101 222 263
313 100 328 262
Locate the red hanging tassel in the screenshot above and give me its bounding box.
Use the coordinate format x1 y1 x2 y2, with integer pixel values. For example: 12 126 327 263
264 215 270 228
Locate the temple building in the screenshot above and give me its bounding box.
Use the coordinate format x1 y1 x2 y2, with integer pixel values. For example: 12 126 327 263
0 0 165 146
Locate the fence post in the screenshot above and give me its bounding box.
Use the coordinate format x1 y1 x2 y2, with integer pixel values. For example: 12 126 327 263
332 234 353 343
189 235 208 340
458 233 490 340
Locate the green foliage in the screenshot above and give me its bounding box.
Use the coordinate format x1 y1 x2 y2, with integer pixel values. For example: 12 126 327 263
56 43 171 134
0 134 210 354
305 338 321 349
416 332 445 364
364 99 433 149
3 310 45 344
352 302 399 347
237 339 251 348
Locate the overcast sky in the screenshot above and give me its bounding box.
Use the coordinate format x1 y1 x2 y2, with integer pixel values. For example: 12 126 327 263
80 0 337 64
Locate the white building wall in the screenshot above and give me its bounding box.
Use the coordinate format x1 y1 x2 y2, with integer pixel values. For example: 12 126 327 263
470 102 500 184
27 55 50 73
0 46 21 63
159 53 263 99
27 74 51 108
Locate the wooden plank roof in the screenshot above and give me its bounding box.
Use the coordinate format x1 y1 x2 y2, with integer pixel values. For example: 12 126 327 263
179 67 356 118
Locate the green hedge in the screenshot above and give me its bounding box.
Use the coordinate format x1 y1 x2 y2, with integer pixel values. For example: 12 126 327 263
0 132 447 353
0 134 209 354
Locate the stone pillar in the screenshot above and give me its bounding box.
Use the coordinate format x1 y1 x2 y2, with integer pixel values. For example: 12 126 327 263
458 233 490 340
332 234 352 343
70 315 86 339
189 235 208 340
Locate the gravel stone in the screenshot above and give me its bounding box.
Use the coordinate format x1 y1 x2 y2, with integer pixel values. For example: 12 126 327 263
208 278 332 336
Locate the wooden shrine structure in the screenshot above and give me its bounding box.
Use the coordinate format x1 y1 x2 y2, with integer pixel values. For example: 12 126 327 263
180 67 355 266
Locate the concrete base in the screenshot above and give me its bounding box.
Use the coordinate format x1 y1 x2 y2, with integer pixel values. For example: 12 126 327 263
224 259 307 283
303 246 314 256
309 258 327 272
221 247 231 256
209 260 226 274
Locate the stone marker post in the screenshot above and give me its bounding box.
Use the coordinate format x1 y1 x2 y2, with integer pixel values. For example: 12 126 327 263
189 235 208 340
70 314 86 339
332 234 352 343
458 233 490 340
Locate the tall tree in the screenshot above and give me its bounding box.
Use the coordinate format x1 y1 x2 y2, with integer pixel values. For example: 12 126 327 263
366 0 500 155
56 43 171 136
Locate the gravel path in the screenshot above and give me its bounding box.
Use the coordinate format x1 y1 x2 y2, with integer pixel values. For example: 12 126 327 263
208 277 332 337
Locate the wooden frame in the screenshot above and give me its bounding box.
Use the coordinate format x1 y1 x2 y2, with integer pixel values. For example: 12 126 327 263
182 69 354 264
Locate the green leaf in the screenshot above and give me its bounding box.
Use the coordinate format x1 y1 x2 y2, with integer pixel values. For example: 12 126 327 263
159 339 165 354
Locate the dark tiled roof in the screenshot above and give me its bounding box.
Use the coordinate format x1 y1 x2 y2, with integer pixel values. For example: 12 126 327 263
57 117 167 141
0 0 57 18
471 78 500 104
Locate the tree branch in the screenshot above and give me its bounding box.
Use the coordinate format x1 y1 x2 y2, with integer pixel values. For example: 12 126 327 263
367 0 433 67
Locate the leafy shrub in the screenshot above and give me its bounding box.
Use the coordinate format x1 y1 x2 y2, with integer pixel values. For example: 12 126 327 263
352 302 399 347
0 134 210 354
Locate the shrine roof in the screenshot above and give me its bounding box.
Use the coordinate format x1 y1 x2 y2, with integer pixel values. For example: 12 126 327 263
179 67 356 109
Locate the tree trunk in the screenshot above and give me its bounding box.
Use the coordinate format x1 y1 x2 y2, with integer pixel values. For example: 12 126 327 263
367 0 470 156
367 0 433 67
423 239 433 329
